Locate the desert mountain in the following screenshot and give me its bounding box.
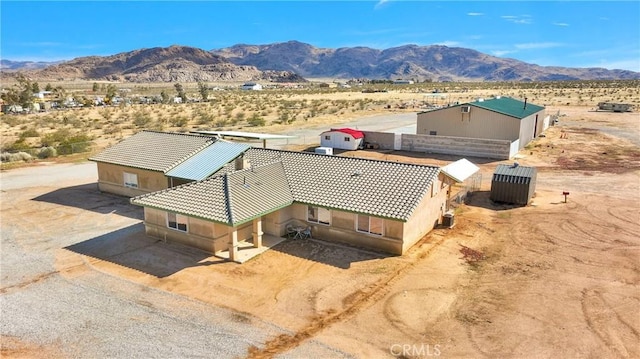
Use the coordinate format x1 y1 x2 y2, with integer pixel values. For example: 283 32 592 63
1 59 62 71
7 46 305 83
212 40 639 81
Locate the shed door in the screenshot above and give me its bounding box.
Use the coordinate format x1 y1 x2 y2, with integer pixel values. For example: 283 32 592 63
394 134 402 150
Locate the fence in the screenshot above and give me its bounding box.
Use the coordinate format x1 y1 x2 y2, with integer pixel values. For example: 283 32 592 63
1 141 97 161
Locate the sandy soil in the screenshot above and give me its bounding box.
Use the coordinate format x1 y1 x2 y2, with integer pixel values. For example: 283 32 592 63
2 106 639 358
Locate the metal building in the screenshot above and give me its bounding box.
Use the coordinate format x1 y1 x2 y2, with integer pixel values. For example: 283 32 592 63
490 163 537 205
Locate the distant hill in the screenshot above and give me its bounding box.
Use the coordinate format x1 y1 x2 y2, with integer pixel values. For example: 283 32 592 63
1 59 61 71
211 40 640 81
3 46 305 83
3 41 638 83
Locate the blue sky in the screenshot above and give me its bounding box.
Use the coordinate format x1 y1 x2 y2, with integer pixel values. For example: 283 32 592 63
2 1 639 72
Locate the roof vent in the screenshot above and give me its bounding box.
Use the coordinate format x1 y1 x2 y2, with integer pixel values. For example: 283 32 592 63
512 162 519 168
478 98 484 102
352 170 363 177
496 96 501 99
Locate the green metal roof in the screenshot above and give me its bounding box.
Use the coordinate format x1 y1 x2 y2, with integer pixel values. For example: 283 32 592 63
470 97 544 119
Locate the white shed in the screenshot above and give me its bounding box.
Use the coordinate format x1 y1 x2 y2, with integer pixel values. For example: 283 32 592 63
320 128 365 150
241 82 263 91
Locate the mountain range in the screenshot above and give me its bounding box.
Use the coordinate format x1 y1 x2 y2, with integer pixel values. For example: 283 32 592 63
2 41 638 83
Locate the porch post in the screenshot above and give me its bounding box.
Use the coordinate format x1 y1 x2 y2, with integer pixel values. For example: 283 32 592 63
228 228 238 262
252 217 263 248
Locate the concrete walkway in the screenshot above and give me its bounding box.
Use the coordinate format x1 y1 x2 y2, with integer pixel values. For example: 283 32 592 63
214 234 287 263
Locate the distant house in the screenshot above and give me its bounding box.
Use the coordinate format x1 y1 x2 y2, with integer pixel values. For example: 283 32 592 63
417 96 547 150
131 147 457 258
320 128 365 150
393 80 414 84
89 131 249 196
241 82 263 91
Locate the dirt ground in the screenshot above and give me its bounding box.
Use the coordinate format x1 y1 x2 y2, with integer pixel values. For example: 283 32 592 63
1 106 639 358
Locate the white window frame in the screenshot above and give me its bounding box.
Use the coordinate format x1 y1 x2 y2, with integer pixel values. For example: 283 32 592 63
324 135 331 140
344 136 351 142
123 172 138 188
356 214 384 236
167 212 188 232
307 206 331 225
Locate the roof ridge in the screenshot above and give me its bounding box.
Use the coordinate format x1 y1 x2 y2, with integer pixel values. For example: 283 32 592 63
140 129 219 140
223 173 234 225
249 148 441 169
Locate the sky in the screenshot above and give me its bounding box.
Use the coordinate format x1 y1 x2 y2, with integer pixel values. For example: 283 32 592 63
1 1 639 72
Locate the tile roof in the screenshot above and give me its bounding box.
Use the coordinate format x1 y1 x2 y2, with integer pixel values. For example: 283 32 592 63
241 148 439 221
165 141 250 181
470 97 545 119
131 162 293 226
89 131 215 172
131 146 441 224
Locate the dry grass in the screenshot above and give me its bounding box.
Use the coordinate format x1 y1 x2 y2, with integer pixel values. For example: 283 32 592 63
1 80 638 153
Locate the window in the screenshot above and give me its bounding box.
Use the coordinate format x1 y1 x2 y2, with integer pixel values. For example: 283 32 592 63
344 137 351 142
431 181 439 197
429 131 437 136
308 206 330 225
324 135 331 140
167 212 188 232
123 172 138 188
356 215 383 236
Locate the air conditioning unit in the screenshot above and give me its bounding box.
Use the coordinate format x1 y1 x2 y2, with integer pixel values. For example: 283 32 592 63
461 106 471 113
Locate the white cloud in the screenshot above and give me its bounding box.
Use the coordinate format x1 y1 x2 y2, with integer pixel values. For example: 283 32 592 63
501 15 533 25
515 42 563 50
553 22 569 27
467 12 484 16
435 41 461 47
374 0 390 10
491 50 517 57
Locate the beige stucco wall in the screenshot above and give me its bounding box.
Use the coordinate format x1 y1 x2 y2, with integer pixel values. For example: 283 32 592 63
96 162 168 197
401 174 449 253
417 106 521 141
142 207 232 253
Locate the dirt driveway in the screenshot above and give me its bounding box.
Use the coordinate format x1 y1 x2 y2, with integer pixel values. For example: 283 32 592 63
1 107 639 358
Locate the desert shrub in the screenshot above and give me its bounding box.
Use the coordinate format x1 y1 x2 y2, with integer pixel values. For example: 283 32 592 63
1 151 32 162
247 114 266 127
170 116 189 127
41 129 93 155
37 146 57 159
2 115 24 127
19 128 40 138
132 110 152 127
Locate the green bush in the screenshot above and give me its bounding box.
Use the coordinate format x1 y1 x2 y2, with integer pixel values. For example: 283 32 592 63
37 146 57 159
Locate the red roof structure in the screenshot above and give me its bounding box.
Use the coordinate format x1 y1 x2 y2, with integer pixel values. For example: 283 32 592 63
324 128 365 139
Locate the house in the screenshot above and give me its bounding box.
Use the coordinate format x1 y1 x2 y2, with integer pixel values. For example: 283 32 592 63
490 163 537 205
320 128 365 150
89 131 249 197
131 148 458 259
416 96 547 150
241 82 263 91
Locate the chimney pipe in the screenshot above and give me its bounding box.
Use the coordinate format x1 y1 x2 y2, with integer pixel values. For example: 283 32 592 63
524 97 528 109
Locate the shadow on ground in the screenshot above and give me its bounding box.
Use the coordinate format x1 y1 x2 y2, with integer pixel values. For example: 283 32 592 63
463 191 526 211
269 237 389 269
65 223 225 278
32 183 143 220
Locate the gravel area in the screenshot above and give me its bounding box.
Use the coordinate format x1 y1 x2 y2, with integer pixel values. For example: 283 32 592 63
0 162 286 358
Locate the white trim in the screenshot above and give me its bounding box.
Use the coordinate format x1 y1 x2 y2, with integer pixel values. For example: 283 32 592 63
123 172 138 188
307 206 331 226
167 212 189 232
356 214 384 236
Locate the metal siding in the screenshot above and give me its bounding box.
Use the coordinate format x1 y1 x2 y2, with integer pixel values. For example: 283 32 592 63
490 165 536 205
166 141 250 181
417 106 520 141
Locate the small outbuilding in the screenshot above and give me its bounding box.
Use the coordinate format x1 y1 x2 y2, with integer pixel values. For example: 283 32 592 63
490 163 537 205
320 128 365 150
241 82 263 91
